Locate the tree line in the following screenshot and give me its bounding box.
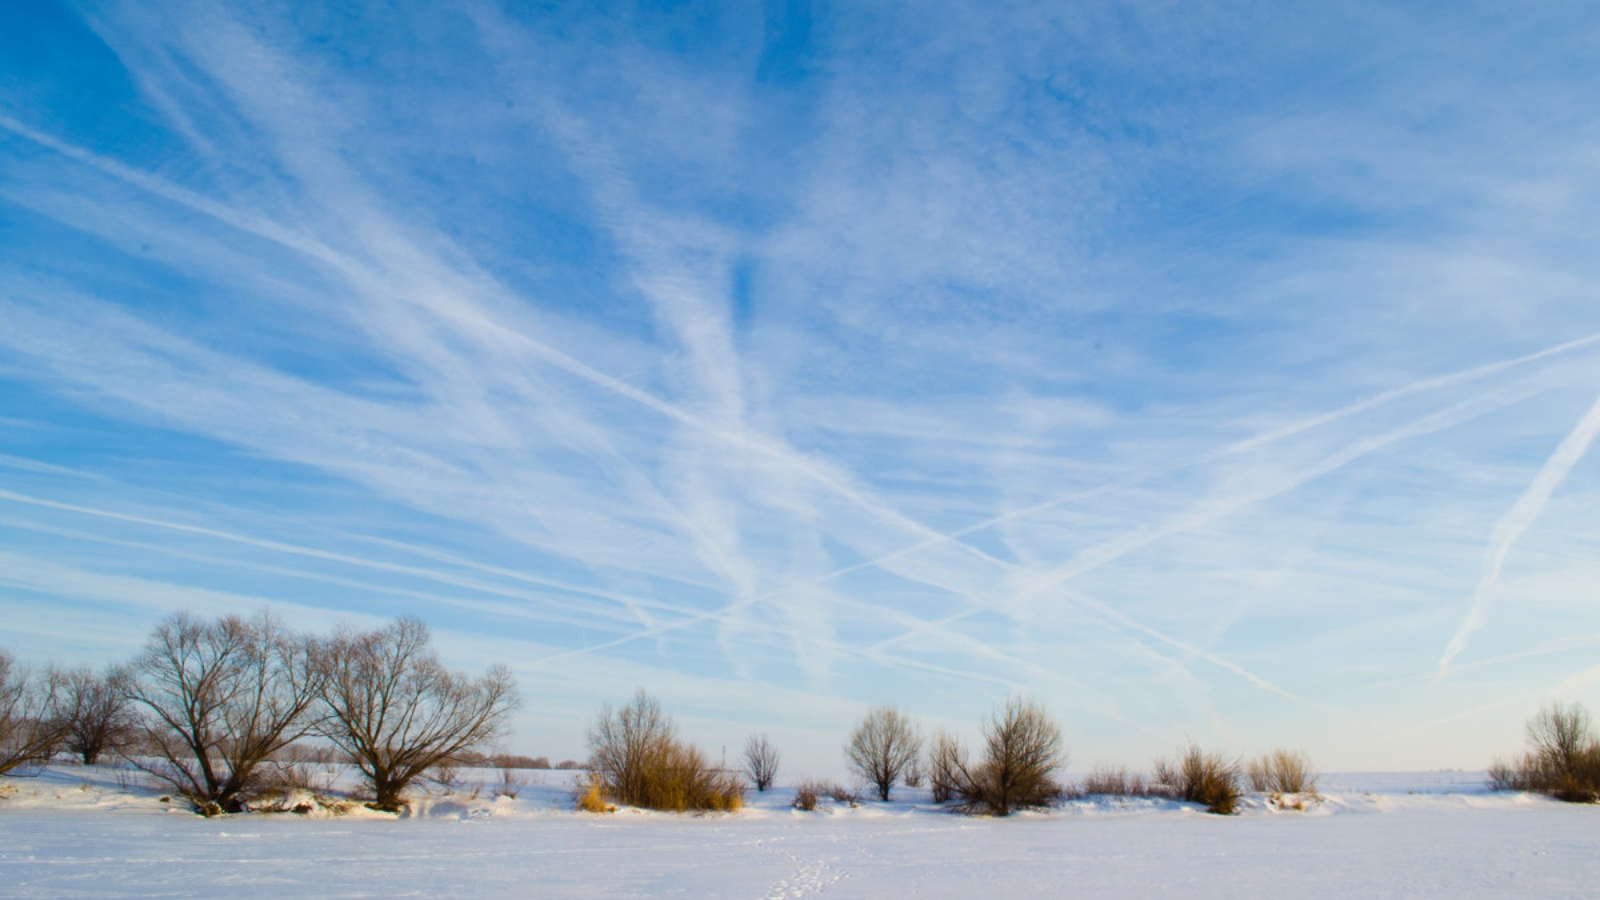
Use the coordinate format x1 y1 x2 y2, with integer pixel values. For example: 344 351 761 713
8 613 1597 817
0 611 517 814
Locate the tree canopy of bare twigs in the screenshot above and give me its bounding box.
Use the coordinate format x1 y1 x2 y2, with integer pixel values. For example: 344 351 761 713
845 706 921 802
1528 703 1593 776
58 665 134 765
313 616 519 812
0 650 68 776
743 732 780 792
125 611 323 814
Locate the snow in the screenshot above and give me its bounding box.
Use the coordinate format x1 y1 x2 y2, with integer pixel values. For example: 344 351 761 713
3 765 1596 898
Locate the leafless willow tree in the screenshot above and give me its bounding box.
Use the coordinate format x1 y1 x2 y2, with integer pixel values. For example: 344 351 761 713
743 732 780 791
845 706 921 801
0 650 67 776
125 611 323 814
313 617 519 811
58 666 134 765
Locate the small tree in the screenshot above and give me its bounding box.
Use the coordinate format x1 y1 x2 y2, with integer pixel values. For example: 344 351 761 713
743 732 780 792
586 690 743 811
845 706 921 801
0 650 67 775
946 697 1066 816
314 617 519 812
125 611 322 814
58 666 134 765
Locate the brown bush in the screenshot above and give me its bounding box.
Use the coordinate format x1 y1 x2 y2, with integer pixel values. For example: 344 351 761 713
1245 748 1318 796
1154 744 1240 815
1491 703 1600 803
792 781 819 811
587 690 744 812
950 697 1066 816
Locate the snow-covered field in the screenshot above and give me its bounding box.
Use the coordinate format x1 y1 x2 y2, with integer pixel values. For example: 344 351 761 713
3 765 1595 898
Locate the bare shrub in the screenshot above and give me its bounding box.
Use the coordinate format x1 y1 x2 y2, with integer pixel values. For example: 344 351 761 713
791 778 857 810
496 760 526 799
314 617 519 812
1155 744 1240 815
1081 764 1148 797
927 729 965 804
1245 748 1318 796
743 733 780 792
845 706 921 801
1492 703 1600 803
57 666 134 766
947 697 1066 816
124 611 323 814
792 781 819 811
0 651 68 775
828 782 860 804
586 690 743 812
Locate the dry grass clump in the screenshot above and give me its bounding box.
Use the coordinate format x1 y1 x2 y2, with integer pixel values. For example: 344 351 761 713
1489 703 1600 803
574 773 615 813
586 690 745 813
1153 744 1241 815
1246 748 1318 796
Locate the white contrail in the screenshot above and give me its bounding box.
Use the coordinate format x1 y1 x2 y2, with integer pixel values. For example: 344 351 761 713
1437 388 1600 679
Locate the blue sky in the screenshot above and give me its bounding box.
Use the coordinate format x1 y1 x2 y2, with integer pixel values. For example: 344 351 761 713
3 0 1600 773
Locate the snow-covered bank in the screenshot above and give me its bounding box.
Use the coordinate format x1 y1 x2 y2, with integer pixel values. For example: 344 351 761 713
2 765 1594 898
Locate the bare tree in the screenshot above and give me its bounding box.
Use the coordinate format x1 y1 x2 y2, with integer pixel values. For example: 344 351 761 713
845 706 921 801
588 689 672 806
0 650 67 775
314 616 519 812
586 690 744 811
927 728 965 804
125 611 323 814
743 732 780 791
58 666 134 765
947 697 1066 815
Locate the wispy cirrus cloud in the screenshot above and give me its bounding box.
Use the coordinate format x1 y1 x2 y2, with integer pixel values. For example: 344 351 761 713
3 0 1600 769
